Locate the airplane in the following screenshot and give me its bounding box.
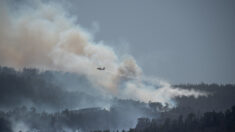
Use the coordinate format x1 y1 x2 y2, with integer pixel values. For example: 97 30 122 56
97 67 105 70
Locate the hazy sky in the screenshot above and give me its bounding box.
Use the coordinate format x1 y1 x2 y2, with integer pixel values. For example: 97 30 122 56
63 0 234 84
7 0 235 84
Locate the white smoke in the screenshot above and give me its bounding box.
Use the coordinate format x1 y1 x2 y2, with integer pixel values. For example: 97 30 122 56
12 121 31 132
0 0 208 107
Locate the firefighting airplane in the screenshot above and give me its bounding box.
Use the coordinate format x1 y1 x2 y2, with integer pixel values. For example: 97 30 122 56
97 67 105 70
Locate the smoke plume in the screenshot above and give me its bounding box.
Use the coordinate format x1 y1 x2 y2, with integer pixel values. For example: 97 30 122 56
0 0 207 107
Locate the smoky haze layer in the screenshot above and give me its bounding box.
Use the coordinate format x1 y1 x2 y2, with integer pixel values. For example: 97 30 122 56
0 0 207 107
0 68 234 132
0 67 109 111
1 67 235 131
0 67 160 130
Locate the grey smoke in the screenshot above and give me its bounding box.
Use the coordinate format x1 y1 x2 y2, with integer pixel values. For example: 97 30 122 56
0 0 208 108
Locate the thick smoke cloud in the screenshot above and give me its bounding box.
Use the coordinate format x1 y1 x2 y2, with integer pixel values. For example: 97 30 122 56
0 0 207 107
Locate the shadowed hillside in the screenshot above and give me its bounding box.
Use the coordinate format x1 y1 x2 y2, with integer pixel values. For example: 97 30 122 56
0 67 234 131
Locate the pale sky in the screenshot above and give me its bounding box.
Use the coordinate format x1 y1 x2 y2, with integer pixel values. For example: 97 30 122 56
9 0 235 84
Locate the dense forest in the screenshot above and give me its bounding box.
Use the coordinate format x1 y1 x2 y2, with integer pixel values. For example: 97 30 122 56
1 105 234 132
0 66 234 132
93 105 235 132
135 105 235 132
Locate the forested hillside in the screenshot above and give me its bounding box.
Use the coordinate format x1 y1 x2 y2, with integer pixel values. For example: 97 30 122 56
0 67 234 132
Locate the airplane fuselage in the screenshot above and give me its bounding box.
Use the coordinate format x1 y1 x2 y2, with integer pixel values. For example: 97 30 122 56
97 67 105 70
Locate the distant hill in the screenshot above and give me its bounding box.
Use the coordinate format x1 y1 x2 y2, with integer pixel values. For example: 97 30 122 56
0 66 234 131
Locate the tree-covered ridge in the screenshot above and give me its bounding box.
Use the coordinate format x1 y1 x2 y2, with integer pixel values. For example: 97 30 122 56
1 105 235 132
0 66 234 113
0 66 235 131
93 105 235 132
